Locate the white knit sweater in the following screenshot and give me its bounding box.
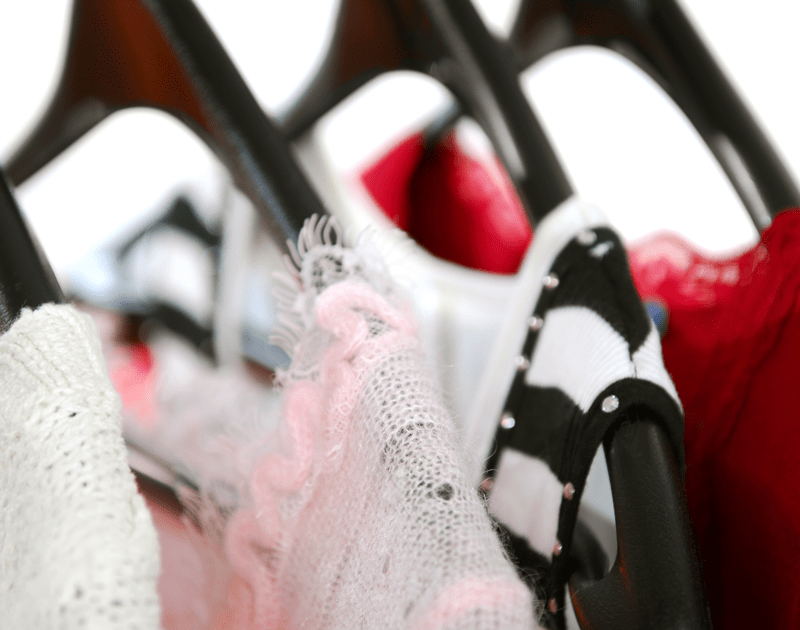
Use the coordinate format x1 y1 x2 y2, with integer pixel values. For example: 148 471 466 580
0 304 160 629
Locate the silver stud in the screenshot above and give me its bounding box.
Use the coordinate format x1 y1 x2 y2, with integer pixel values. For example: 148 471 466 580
589 241 614 259
514 355 530 371
553 540 563 556
564 482 575 500
543 273 559 289
548 598 558 614
602 395 619 413
528 315 543 331
500 413 516 429
577 229 597 246
479 477 494 493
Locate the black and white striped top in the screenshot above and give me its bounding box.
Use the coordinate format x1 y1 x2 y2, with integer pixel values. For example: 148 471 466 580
466 199 685 625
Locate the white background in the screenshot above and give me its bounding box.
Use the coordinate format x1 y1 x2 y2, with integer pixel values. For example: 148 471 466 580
0 0 798 277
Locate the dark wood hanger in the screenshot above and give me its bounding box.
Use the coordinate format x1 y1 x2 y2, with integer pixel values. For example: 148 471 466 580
5 0 326 250
281 0 573 222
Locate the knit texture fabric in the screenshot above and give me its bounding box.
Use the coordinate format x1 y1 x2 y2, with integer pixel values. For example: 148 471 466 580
0 304 161 629
216 216 541 629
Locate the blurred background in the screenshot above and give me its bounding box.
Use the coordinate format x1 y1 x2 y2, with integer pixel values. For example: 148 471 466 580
1 0 798 282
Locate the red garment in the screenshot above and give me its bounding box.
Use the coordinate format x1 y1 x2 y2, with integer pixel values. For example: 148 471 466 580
361 134 424 232
629 215 800 629
362 132 800 628
361 131 532 274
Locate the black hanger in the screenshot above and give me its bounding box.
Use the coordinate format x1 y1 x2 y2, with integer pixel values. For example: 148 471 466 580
570 416 709 630
4 0 325 251
509 0 800 228
0 172 64 333
280 0 573 222
116 195 220 260
112 195 220 360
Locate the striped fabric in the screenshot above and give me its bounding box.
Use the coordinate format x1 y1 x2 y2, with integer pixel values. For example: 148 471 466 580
466 199 684 627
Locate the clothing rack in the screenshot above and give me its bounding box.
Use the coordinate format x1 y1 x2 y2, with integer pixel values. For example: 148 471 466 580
2 0 793 627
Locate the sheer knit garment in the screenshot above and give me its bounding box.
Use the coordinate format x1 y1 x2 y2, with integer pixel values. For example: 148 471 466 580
215 216 542 629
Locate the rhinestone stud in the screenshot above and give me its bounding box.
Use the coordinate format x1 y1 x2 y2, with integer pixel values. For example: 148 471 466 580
548 598 558 614
577 229 597 246
479 477 494 493
601 395 620 413
553 540 563 556
543 273 559 289
564 482 575 500
514 355 530 371
528 315 544 331
500 413 516 429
